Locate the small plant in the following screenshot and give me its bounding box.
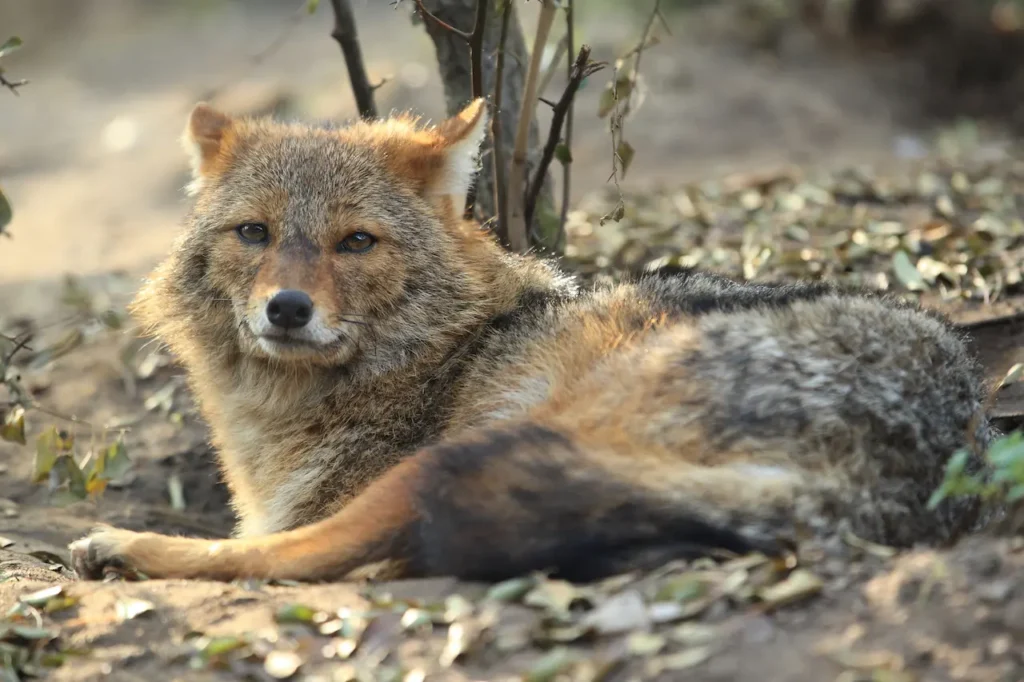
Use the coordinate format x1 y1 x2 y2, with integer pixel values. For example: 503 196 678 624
928 430 1024 509
0 38 131 503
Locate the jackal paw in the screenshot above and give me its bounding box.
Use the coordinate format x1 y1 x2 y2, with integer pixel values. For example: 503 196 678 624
69 526 152 581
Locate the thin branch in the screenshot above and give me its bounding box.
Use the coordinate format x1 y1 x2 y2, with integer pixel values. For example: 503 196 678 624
468 0 488 100
412 0 471 41
506 0 558 253
462 0 490 218
524 45 604 229
0 73 28 96
329 0 379 119
558 0 576 251
491 0 515 249
602 0 662 224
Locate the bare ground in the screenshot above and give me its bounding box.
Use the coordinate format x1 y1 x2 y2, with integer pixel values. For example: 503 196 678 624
2 1 1024 680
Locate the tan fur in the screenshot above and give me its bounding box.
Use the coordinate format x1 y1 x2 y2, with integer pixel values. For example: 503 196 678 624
69 100 993 584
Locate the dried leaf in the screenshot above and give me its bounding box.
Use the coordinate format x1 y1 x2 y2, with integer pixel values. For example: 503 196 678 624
756 569 823 610
581 590 649 635
264 650 302 679
485 575 537 603
524 646 575 682
0 187 12 236
19 585 64 607
626 632 666 656
646 646 712 674
33 428 62 483
0 537 12 549
116 598 154 621
524 578 581 619
842 529 898 558
1 406 25 445
168 474 186 511
999 363 1023 389
891 251 927 291
617 140 635 178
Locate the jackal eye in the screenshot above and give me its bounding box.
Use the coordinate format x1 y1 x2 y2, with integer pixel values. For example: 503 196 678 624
236 223 269 244
336 231 376 254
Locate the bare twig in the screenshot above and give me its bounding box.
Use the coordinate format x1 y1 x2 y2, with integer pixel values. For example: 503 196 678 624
328 0 379 119
0 73 27 96
524 45 604 229
558 0 576 251
412 0 472 41
506 0 558 253
468 0 488 100
462 0 490 218
603 0 663 223
490 0 515 249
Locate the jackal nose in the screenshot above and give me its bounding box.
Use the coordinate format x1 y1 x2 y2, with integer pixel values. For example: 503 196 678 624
266 289 313 329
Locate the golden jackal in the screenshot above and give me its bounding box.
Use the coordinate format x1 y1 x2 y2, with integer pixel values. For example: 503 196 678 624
71 100 993 583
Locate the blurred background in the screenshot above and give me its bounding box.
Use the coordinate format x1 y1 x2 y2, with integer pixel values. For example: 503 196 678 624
1 0 1022 305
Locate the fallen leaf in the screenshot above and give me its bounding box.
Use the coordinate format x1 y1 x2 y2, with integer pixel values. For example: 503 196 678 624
757 569 824 610
646 646 712 674
264 650 302 679
20 585 65 607
581 590 649 634
525 646 576 682
892 251 927 291
1 406 25 445
116 598 154 621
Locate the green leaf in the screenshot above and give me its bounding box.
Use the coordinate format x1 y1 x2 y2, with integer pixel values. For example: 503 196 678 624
484 575 537 603
275 603 321 625
0 406 25 445
305 0 320 13
926 486 948 510
101 438 132 481
597 73 634 119
0 37 22 60
0 187 11 236
892 251 927 291
554 142 572 166
48 454 87 503
617 140 636 178
33 428 61 483
200 635 247 657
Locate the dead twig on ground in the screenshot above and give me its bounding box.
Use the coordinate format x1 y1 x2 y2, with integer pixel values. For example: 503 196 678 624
328 0 379 119
524 46 604 230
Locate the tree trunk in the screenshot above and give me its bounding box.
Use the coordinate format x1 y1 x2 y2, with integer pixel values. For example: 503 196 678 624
412 0 554 238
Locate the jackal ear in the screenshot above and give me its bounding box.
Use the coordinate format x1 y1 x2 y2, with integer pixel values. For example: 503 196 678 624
182 103 235 195
431 98 489 202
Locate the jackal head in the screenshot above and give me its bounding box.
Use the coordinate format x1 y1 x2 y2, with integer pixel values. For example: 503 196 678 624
134 99 514 374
